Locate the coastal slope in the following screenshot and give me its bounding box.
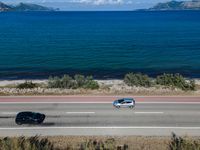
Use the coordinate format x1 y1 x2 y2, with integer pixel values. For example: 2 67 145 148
149 0 200 10
0 2 11 11
0 2 55 12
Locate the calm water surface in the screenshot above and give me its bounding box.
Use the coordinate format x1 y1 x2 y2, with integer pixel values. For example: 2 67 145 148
0 11 200 79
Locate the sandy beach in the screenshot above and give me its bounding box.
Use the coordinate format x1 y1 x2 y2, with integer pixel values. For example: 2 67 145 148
0 79 47 86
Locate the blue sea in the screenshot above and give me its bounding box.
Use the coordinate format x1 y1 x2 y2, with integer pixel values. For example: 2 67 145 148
0 11 200 79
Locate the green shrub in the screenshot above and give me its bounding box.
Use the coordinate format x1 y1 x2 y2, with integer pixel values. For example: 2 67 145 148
83 76 99 90
74 74 86 87
48 74 99 89
189 80 196 91
61 75 77 89
17 81 38 89
0 136 54 150
48 75 76 89
156 73 196 91
124 73 152 87
48 76 62 88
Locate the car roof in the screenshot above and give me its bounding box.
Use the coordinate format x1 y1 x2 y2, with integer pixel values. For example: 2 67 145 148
18 111 35 114
17 111 37 116
117 98 134 102
124 98 134 101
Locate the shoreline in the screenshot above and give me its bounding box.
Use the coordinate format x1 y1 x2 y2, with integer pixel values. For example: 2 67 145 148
0 79 200 96
0 78 200 86
0 79 48 86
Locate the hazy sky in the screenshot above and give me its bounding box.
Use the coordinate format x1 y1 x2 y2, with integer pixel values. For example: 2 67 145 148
1 0 185 10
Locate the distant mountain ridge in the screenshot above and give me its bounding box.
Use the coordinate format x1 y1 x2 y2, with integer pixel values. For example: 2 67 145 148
0 2 11 11
149 0 200 11
0 2 56 12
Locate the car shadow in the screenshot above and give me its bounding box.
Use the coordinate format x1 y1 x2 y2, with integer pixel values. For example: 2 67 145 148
0 116 14 119
41 122 55 126
18 122 56 127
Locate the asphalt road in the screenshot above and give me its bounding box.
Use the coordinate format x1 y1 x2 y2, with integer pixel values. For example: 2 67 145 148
0 100 200 136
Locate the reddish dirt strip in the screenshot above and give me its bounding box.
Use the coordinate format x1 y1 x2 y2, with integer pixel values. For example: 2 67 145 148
0 96 200 103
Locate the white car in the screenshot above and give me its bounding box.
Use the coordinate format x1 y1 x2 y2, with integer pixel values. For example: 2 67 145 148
113 98 135 109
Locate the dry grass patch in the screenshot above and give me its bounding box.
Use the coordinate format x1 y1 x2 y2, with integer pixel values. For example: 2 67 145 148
1 135 200 150
48 136 170 150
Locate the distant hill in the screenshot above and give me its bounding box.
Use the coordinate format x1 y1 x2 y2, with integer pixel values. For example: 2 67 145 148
0 2 57 12
149 0 200 11
0 2 12 11
13 3 55 11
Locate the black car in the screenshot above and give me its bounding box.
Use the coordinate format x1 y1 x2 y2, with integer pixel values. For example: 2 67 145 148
15 112 45 125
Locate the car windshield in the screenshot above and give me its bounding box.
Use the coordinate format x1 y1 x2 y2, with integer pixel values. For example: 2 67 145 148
33 113 41 119
118 99 124 103
18 112 39 118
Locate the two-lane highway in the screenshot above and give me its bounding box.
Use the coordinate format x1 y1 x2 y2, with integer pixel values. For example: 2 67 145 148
0 96 200 136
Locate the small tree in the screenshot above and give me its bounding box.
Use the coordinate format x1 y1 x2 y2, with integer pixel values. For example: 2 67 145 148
74 74 86 87
124 73 152 87
48 76 62 88
156 73 196 91
84 76 99 89
189 80 196 91
61 75 76 89
48 74 99 90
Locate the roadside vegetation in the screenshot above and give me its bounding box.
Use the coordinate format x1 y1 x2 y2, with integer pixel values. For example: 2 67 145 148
156 73 196 91
169 133 200 150
17 81 38 89
0 136 54 150
12 73 197 91
124 73 152 87
0 73 197 95
124 73 196 91
48 74 99 90
0 134 200 150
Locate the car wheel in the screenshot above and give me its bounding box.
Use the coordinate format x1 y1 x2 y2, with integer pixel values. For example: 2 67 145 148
129 105 134 109
37 120 42 124
116 105 120 109
16 122 22 125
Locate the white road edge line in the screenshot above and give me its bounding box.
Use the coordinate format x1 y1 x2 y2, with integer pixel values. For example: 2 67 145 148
0 127 200 130
1 111 164 115
0 102 111 104
66 112 95 114
0 102 200 104
0 96 200 98
138 102 200 104
1 112 17 115
134 112 164 114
